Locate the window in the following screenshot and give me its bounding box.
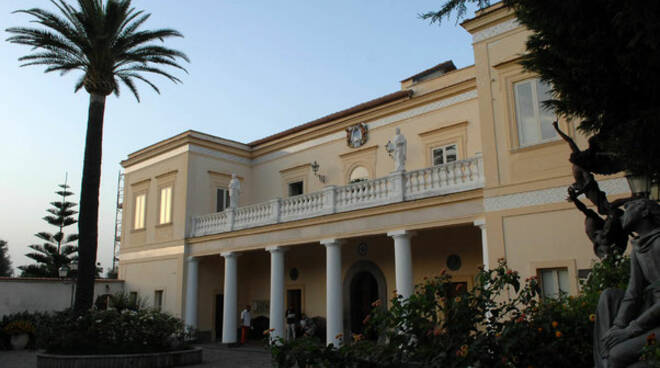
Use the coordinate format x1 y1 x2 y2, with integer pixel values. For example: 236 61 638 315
432 144 458 166
154 290 163 311
349 166 370 183
216 188 230 212
129 291 138 304
159 186 172 224
514 78 556 146
539 268 569 298
134 193 146 229
288 181 303 197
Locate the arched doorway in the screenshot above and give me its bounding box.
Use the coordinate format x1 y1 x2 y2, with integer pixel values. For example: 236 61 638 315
349 271 378 334
343 260 387 338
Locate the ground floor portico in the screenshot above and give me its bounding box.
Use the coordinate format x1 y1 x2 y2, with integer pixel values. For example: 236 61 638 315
187 222 484 345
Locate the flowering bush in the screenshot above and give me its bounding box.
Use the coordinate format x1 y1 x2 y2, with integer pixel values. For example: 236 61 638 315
41 308 192 354
269 257 631 368
3 320 36 335
0 311 51 350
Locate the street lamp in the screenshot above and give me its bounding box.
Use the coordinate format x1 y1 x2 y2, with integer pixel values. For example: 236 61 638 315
625 172 651 198
68 261 78 308
58 265 69 278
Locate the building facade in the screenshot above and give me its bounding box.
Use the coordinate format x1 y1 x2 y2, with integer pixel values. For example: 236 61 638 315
117 4 631 345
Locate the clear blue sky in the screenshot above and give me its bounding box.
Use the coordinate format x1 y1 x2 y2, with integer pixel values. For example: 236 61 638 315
0 0 478 274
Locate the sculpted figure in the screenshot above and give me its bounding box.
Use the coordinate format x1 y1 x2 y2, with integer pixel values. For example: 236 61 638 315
594 199 660 367
567 187 629 259
228 173 240 209
385 128 407 172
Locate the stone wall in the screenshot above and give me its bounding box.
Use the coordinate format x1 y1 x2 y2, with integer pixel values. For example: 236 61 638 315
0 277 124 316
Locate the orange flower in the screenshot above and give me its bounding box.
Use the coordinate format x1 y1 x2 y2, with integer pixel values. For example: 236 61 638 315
371 299 381 307
362 314 371 325
455 344 468 357
555 331 563 338
455 296 462 303
589 314 596 322
335 333 343 340
433 326 442 336
353 333 363 342
537 327 543 333
551 321 559 328
455 283 464 291
647 333 656 345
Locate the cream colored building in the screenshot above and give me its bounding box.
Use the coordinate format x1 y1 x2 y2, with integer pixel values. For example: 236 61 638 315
118 3 630 345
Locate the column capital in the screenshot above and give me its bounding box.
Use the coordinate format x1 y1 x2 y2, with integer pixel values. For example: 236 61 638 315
321 238 343 247
473 218 486 229
387 229 415 239
220 251 239 258
266 245 287 253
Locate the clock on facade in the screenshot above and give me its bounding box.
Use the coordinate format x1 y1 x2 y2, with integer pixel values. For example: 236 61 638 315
346 123 368 148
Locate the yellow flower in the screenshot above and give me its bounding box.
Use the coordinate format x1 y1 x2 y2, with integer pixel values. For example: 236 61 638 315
555 331 563 338
455 296 462 303
352 333 363 342
589 314 596 322
551 321 559 328
335 333 343 340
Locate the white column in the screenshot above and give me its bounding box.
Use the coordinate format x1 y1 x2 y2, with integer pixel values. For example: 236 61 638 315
321 238 343 346
184 257 199 328
474 218 489 270
267 246 286 341
387 230 415 299
221 252 239 343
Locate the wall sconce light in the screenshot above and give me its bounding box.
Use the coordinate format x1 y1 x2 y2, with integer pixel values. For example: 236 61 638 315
311 161 327 183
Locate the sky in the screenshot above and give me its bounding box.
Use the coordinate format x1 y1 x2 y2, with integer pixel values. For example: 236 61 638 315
0 0 478 275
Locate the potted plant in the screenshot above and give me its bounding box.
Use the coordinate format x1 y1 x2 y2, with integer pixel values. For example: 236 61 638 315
3 320 35 350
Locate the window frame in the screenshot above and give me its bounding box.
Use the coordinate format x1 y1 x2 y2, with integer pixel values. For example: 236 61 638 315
133 192 147 230
288 180 304 197
538 267 570 299
154 289 164 312
513 77 557 147
431 143 459 166
216 187 231 212
158 186 173 225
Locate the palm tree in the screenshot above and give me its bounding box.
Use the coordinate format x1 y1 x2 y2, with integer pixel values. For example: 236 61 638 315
6 0 188 312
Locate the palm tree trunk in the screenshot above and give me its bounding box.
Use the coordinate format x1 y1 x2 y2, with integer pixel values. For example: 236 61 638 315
74 93 106 313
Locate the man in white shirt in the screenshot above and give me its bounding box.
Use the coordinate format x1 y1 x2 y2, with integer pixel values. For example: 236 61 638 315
240 304 251 344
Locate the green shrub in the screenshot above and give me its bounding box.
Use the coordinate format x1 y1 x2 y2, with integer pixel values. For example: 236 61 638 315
41 308 191 354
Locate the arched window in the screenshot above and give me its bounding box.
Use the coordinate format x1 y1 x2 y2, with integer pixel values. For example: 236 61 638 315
349 166 370 183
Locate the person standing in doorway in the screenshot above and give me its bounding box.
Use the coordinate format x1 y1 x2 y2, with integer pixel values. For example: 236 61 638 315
286 306 297 341
240 304 251 344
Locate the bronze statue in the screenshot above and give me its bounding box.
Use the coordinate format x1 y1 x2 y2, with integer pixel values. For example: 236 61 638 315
556 121 632 258
553 121 624 215
594 198 660 367
567 187 628 259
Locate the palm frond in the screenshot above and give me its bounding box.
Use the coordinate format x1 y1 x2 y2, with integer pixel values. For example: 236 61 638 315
7 0 188 99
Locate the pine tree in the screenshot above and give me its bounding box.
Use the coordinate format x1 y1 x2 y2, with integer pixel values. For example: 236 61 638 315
0 240 12 277
19 180 78 277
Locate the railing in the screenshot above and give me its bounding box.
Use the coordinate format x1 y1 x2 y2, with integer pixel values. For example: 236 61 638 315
190 155 483 237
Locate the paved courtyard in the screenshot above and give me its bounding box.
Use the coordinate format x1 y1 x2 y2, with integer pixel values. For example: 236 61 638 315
0 343 272 368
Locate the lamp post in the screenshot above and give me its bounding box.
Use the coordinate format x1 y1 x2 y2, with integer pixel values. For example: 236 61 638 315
69 261 78 308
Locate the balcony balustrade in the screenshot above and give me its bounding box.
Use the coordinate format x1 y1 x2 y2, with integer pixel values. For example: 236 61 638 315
190 155 484 237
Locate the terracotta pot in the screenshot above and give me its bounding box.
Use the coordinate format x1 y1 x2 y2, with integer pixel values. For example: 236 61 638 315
10 333 29 350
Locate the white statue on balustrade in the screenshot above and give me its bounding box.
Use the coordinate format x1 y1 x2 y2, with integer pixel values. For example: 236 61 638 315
229 173 240 209
385 127 407 172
